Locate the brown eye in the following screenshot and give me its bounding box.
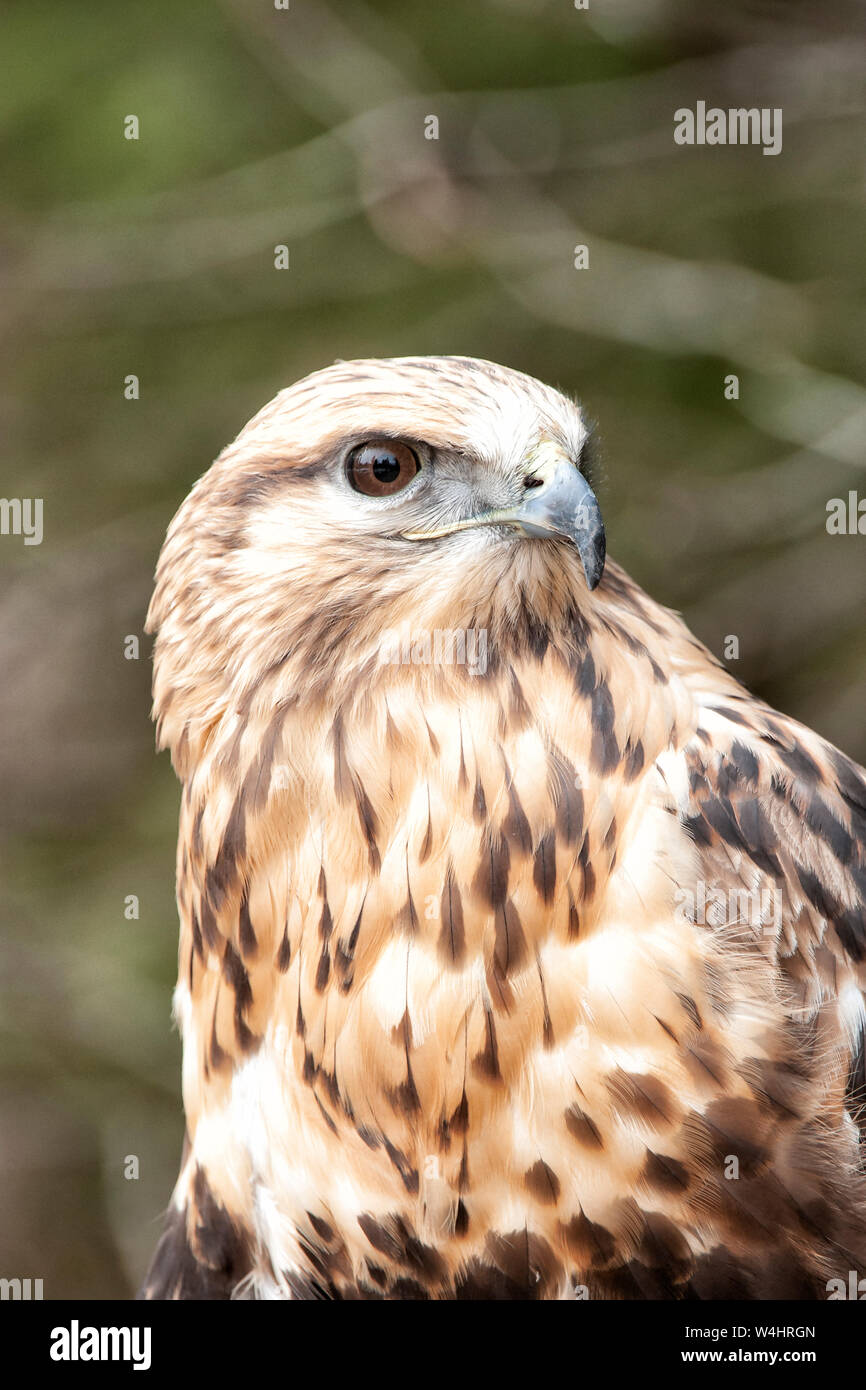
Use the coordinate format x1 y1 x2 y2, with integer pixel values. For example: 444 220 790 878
346 440 420 497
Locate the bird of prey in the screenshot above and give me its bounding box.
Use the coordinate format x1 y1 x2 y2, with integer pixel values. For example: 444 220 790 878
142 356 866 1300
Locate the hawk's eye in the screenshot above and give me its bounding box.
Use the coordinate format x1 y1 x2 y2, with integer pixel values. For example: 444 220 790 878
346 441 420 497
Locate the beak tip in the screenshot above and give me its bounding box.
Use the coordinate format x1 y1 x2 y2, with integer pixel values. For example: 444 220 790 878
581 530 606 592
515 456 606 594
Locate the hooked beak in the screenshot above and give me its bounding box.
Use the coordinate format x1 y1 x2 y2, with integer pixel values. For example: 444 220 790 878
403 440 606 591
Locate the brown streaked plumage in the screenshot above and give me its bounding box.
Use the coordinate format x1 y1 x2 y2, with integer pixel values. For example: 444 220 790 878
141 355 866 1300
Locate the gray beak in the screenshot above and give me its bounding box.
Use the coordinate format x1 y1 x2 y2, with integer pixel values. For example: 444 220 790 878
401 439 606 591
511 455 606 591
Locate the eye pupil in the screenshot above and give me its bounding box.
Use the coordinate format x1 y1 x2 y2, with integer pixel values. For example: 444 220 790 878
373 454 400 484
347 440 420 497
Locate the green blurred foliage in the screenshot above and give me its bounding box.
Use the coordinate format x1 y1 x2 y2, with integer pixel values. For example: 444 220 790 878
1 0 864 1295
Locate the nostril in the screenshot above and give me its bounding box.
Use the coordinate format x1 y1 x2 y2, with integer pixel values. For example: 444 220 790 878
523 475 544 490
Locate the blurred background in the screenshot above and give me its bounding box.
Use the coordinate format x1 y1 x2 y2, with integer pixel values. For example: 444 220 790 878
1 0 864 1297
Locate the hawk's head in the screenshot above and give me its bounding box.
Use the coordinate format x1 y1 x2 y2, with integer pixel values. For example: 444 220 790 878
147 356 604 763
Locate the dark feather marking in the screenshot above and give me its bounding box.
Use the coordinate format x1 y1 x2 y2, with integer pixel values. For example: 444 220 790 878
357 1214 404 1263
524 1160 561 1204
654 1014 679 1043
472 830 510 910
276 928 292 972
238 890 257 958
730 740 760 784
803 793 854 866
830 747 866 821
140 1168 252 1300
503 781 533 856
515 588 551 662
508 670 534 727
419 786 433 862
590 677 619 775
576 651 596 698
677 993 703 1029
439 864 466 967
354 781 381 873
399 863 420 936
740 1057 809 1121
473 1009 501 1081
222 939 252 1023
235 1014 258 1054
795 864 839 924
533 830 556 904
482 1230 561 1298
313 1093 338 1136
769 738 821 783
564 1104 603 1149
560 1210 616 1268
206 797 246 911
442 1097 468 1154
240 711 285 814
835 906 866 962
549 752 583 847
356 1125 381 1151
634 1211 694 1280
603 816 617 854
641 1150 690 1194
701 793 747 852
494 898 527 978
209 1010 228 1070
315 947 331 991
623 740 645 782
707 705 750 728
191 804 204 858
692 1097 771 1174
334 942 353 986
318 1068 341 1110
389 1011 421 1121
566 885 580 938
684 1039 726 1088
730 798 783 879
457 724 469 791
578 836 596 900
537 956 554 1048
606 1069 676 1128
688 758 709 795
332 711 380 869
713 754 741 798
381 1142 420 1194
319 897 333 942
846 1022 866 1135
683 812 712 848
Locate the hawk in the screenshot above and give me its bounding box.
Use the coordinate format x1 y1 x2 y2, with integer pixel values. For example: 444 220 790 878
142 356 866 1300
